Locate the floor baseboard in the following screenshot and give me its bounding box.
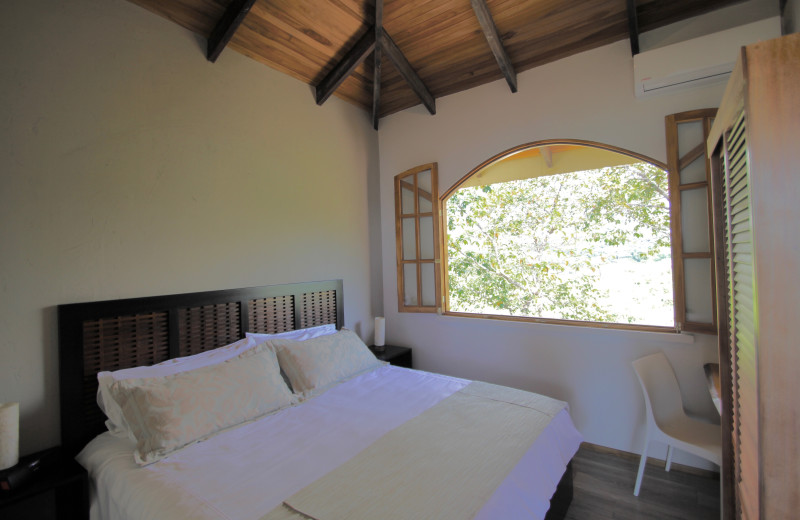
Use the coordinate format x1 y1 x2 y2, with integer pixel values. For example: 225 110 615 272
580 442 719 479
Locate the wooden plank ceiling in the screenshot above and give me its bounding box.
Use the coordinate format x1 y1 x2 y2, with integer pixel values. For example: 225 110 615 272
126 0 742 127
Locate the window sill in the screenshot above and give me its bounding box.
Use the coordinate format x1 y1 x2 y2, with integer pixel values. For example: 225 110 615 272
441 311 697 343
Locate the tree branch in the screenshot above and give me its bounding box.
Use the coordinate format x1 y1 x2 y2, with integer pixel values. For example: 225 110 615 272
631 166 669 201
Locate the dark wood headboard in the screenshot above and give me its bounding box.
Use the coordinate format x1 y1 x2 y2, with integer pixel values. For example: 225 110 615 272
58 280 344 455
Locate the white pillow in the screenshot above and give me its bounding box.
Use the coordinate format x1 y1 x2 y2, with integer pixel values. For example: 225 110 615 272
107 342 295 465
245 323 337 344
97 337 257 438
270 329 384 397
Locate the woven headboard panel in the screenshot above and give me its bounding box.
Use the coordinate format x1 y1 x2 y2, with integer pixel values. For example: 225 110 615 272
248 295 295 334
58 280 343 455
178 302 241 357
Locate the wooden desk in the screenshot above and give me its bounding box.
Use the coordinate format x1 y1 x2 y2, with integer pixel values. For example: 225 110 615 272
703 363 721 415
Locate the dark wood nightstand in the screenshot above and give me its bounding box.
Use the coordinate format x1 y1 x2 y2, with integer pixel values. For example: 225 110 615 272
369 345 412 368
0 447 88 520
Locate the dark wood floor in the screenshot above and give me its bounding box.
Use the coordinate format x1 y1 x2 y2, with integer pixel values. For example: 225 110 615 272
564 445 720 520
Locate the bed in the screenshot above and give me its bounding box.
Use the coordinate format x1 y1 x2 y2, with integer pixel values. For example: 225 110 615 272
58 280 582 520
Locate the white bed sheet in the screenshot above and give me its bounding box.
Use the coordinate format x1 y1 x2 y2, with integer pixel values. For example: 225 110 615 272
78 365 582 520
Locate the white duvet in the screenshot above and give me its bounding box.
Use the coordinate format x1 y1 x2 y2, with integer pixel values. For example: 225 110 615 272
78 365 582 520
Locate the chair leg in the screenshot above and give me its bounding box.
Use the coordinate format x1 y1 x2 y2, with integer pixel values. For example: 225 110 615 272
634 439 649 496
665 445 674 472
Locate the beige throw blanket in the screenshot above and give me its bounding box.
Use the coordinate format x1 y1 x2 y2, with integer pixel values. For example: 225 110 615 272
261 381 567 520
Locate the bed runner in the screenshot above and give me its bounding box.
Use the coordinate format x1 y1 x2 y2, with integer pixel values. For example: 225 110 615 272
261 381 566 520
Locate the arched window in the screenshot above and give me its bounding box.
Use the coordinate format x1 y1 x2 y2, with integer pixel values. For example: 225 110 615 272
441 140 675 331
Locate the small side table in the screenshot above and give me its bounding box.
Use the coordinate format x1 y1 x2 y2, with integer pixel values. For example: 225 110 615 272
369 345 412 369
0 447 89 520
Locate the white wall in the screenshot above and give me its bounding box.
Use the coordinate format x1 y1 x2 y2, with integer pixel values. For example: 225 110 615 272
0 0 380 454
378 39 728 467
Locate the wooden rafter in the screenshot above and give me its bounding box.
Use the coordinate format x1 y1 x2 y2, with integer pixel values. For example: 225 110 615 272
139 0 746 118
626 0 640 56
372 0 383 130
470 0 517 93
207 0 258 62
315 30 377 106
381 28 435 115
314 15 435 123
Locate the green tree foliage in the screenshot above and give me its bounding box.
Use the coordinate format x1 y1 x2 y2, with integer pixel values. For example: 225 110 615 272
446 162 672 324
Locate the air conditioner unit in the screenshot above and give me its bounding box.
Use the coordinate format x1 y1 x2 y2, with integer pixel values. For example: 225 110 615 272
633 17 781 97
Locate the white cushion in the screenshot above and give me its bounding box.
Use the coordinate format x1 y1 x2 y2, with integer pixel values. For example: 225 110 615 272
108 343 295 465
270 329 383 397
97 337 257 438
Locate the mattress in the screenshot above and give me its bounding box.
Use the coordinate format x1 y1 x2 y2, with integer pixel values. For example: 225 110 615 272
77 365 582 520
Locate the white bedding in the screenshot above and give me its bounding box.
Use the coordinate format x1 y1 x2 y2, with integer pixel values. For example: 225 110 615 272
78 365 582 520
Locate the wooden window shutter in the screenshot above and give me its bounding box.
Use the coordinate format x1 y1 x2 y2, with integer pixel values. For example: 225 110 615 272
665 109 718 333
394 163 441 313
719 110 758 519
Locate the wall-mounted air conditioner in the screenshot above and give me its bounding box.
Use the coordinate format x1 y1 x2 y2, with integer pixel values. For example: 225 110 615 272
633 17 781 97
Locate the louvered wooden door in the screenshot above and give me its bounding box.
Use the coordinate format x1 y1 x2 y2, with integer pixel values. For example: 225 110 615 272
717 110 757 520
709 34 800 520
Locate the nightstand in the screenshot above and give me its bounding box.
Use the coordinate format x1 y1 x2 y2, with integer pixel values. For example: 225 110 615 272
369 344 412 368
0 447 88 520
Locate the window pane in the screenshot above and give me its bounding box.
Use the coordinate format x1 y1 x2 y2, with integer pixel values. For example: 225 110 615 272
403 264 417 306
421 263 435 306
402 218 416 260
401 180 415 214
678 121 703 157
417 170 433 213
677 120 707 184
680 154 708 184
419 216 434 259
684 258 713 323
681 187 710 253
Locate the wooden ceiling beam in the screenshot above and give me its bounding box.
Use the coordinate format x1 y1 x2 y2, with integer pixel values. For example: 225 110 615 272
626 0 640 56
381 28 436 115
372 0 383 130
207 0 258 63
372 46 382 130
315 29 377 106
470 0 517 93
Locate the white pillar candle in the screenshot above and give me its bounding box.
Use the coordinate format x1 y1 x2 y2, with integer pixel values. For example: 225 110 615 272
374 317 385 347
0 402 19 470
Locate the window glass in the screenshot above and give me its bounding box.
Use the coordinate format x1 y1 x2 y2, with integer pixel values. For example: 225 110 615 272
402 218 416 260
680 188 710 253
680 155 707 184
400 181 415 214
443 143 673 328
684 258 713 323
421 264 436 306
419 216 434 259
403 264 417 306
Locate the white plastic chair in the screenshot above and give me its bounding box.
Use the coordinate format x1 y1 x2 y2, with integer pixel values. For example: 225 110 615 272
632 352 721 496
